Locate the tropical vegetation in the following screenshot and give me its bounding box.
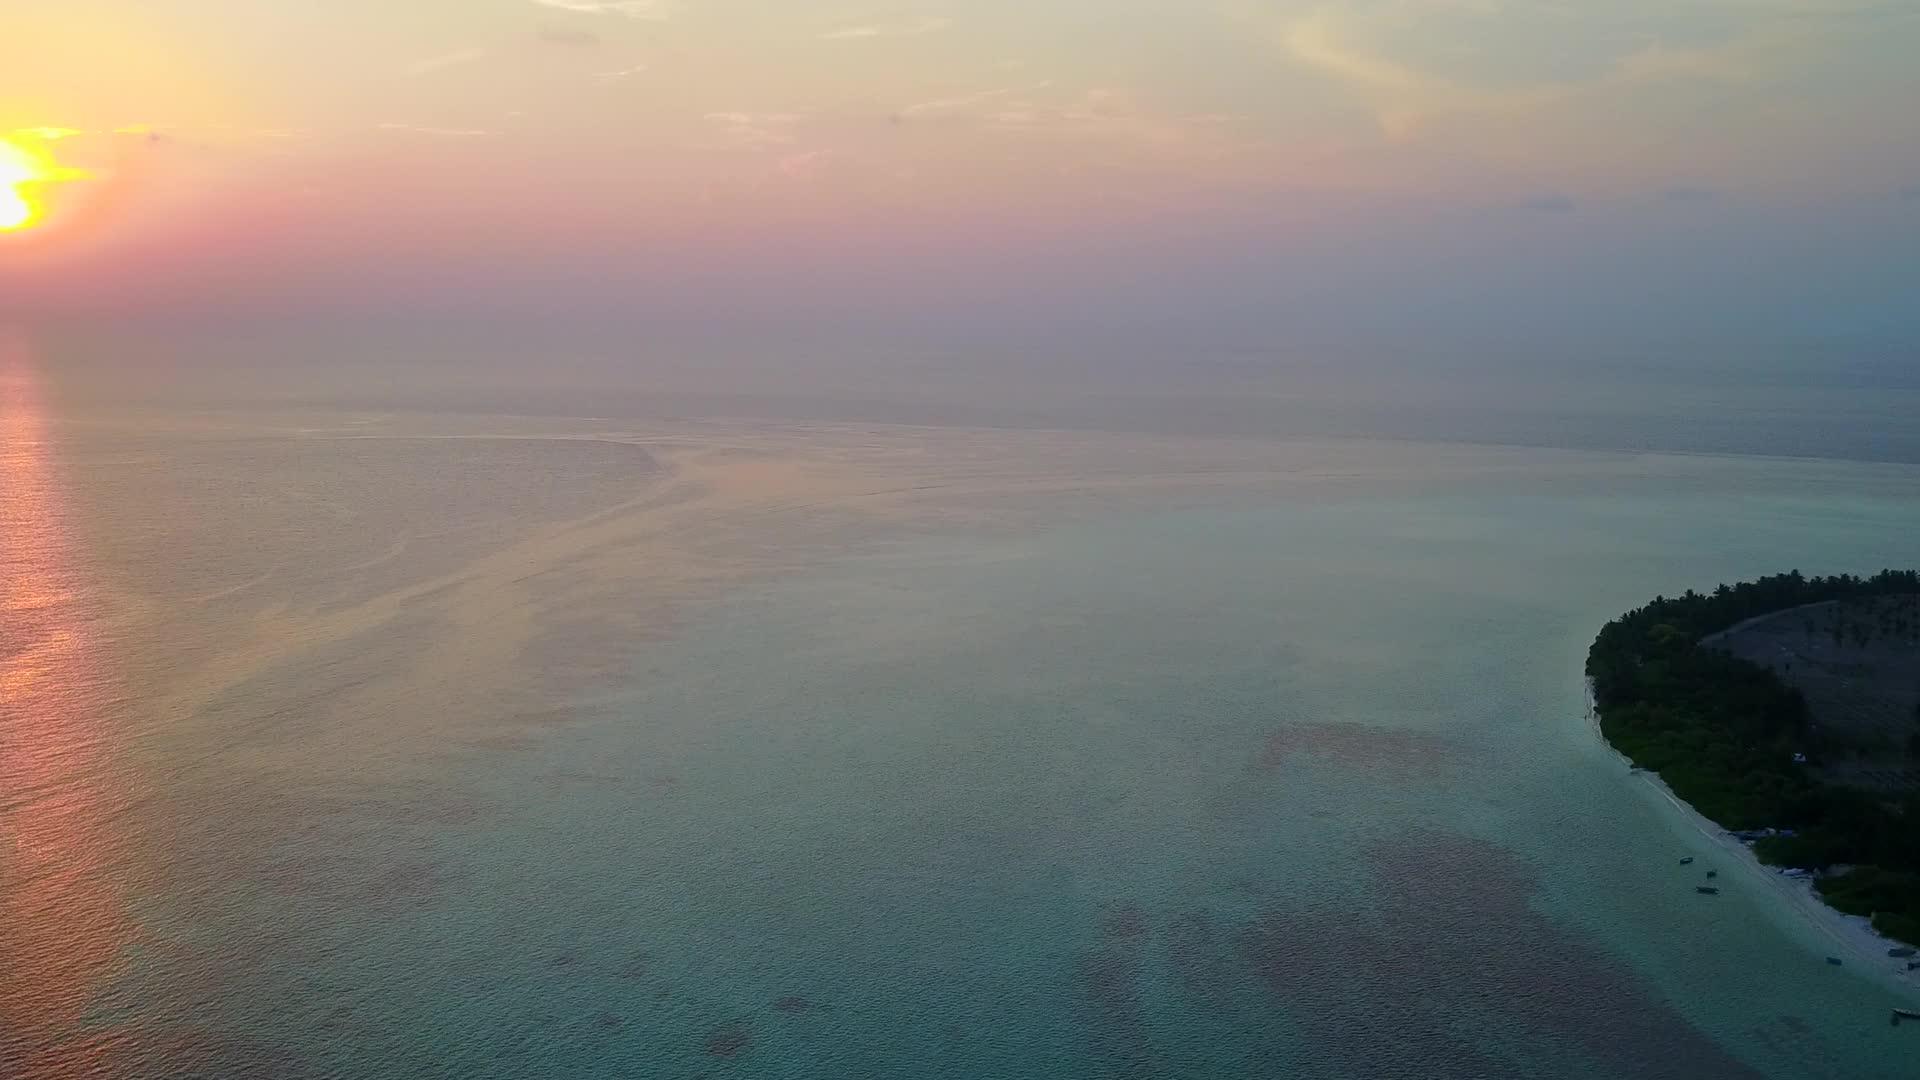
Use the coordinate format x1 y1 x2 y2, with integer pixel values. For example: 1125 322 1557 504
1587 570 1920 945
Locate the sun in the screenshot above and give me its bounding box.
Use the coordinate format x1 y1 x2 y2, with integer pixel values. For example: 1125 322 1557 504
0 133 90 233
0 191 30 232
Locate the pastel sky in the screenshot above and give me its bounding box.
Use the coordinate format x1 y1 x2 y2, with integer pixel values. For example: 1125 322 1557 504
3 1 1917 339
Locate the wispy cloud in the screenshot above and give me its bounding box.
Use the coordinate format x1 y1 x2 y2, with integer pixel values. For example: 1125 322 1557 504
1698 0 1920 21
406 48 488 77
899 82 1051 119
16 126 84 141
1515 193 1577 213
982 87 1242 157
821 17 951 41
888 81 1243 161
1245 1 1842 137
778 149 834 179
0 125 173 145
377 123 491 137
592 64 648 84
1609 33 1776 85
1663 186 1720 202
537 25 603 47
703 112 799 149
529 0 675 17
1275 7 1561 136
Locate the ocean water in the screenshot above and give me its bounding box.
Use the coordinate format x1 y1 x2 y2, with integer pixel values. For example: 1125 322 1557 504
6 334 1920 1078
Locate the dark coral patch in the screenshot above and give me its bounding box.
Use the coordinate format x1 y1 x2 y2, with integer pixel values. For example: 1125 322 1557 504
705 1023 752 1058
1163 909 1237 1007
258 856 441 915
1101 903 1149 941
1742 1013 1832 1074
300 791 483 827
1080 949 1156 1076
314 1004 356 1034
1256 722 1458 776
1079 902 1163 1077
547 770 628 789
465 732 543 753
1235 830 1769 1080
71 1029 329 1080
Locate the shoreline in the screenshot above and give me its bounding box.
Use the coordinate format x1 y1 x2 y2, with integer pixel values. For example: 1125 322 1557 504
1583 681 1920 1003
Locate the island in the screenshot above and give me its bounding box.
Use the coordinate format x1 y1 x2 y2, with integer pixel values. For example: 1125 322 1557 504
1587 570 1920 949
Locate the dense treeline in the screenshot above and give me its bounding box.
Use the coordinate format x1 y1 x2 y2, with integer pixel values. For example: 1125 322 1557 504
1587 569 1920 945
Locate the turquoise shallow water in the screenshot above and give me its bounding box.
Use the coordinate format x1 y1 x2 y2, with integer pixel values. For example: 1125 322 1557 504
38 486 1918 1079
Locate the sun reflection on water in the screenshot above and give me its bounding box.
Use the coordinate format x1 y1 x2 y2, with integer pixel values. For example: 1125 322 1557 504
1 331 138 1075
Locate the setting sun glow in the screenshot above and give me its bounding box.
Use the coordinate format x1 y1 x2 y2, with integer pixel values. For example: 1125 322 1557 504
0 134 87 233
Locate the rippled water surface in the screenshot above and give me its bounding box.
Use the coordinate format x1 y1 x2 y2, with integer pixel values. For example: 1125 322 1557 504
6 335 1920 1078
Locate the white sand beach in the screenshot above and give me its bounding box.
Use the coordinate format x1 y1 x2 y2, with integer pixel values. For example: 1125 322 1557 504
1586 687 1920 1003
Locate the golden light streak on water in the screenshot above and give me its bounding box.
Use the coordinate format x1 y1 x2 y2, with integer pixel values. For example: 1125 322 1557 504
0 331 138 1076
